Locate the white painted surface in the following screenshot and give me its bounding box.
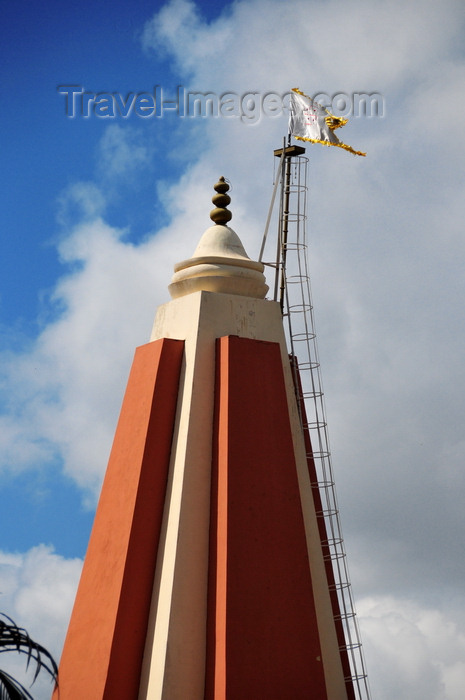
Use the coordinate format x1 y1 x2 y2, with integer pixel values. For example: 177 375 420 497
169 223 268 300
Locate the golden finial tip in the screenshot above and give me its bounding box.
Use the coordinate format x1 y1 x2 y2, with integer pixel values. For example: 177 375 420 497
210 176 232 224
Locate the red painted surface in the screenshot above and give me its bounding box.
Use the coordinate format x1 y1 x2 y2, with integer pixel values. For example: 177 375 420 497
290 356 356 700
205 336 328 700
53 338 184 700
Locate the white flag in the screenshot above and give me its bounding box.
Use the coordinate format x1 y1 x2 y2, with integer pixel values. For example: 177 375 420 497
289 88 366 157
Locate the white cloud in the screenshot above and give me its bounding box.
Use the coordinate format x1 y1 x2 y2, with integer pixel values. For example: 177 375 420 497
358 596 465 700
0 546 82 700
96 124 153 180
141 0 233 77
0 218 169 497
57 181 106 227
142 0 465 92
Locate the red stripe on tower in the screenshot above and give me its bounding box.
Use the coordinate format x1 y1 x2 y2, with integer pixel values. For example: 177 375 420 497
206 335 328 699
53 338 184 700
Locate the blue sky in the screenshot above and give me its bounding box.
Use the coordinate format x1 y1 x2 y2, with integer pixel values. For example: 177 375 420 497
1 0 222 556
2 1 164 555
2 0 197 325
1 1 465 698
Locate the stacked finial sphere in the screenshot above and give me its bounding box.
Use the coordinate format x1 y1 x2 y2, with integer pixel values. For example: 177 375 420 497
210 176 232 224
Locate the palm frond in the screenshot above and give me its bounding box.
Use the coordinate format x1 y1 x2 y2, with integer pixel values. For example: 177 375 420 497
0 669 34 700
0 614 58 700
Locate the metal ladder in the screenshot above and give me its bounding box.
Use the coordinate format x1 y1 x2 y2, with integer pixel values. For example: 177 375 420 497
259 144 371 699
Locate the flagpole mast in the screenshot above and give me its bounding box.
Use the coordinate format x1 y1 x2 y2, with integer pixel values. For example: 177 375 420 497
272 143 306 312
279 150 291 313
278 130 294 310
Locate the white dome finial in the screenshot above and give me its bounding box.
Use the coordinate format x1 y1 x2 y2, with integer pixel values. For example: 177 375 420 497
168 178 269 300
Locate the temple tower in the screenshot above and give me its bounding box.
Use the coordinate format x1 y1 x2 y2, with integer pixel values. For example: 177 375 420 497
54 177 364 699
